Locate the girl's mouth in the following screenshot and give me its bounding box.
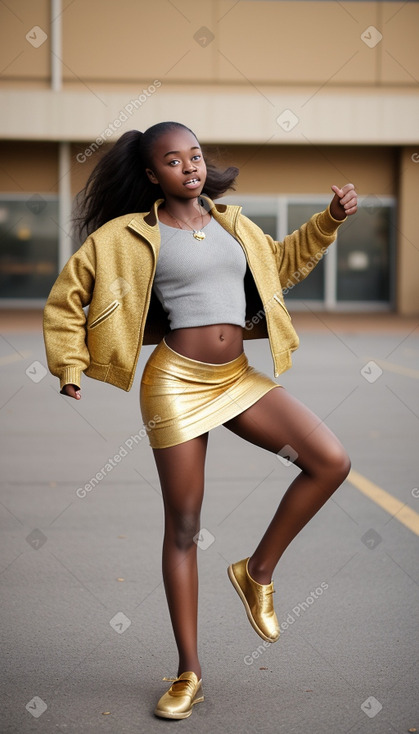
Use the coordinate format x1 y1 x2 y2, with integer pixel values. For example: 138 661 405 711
183 178 201 189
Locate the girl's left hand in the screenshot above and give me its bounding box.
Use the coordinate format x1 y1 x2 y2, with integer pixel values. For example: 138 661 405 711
330 183 358 220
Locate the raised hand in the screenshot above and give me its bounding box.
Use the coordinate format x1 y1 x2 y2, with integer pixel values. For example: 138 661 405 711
330 183 358 220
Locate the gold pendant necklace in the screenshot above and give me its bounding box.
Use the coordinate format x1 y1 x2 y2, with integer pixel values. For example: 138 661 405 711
193 230 205 241
164 202 206 240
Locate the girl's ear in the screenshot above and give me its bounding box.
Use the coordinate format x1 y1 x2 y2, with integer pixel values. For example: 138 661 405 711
146 168 159 184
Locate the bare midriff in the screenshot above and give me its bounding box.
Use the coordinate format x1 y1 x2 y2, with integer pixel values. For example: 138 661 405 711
164 324 244 364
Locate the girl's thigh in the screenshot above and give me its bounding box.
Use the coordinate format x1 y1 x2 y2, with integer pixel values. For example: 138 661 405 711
223 387 350 475
152 432 209 514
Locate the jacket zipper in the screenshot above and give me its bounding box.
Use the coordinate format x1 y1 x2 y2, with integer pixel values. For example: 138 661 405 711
89 299 120 329
127 230 158 391
273 294 291 320
228 210 279 377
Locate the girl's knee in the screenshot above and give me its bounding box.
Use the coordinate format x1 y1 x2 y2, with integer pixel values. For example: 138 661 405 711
337 450 351 483
166 511 201 551
304 440 350 486
325 444 351 483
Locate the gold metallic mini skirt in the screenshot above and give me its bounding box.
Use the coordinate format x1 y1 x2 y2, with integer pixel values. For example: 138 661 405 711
140 337 281 449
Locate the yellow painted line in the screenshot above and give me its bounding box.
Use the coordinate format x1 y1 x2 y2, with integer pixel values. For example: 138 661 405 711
348 469 419 536
363 357 419 380
0 350 32 365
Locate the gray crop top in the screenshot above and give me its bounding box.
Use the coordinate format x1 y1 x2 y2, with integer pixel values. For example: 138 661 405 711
152 216 247 330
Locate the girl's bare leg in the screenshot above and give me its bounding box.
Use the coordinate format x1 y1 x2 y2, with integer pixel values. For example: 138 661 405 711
152 432 208 680
223 387 351 584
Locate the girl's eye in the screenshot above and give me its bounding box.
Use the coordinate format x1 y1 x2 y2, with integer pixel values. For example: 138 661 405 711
168 154 201 167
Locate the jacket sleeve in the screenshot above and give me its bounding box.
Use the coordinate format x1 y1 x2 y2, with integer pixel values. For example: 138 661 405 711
272 204 346 286
43 239 96 392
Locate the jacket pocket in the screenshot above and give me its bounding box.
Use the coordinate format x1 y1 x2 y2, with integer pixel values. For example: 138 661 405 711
88 300 120 329
273 294 292 320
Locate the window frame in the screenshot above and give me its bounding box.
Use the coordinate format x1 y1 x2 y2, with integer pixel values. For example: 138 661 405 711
220 193 396 311
0 192 60 307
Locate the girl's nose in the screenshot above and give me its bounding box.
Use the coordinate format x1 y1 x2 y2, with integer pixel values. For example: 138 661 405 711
183 162 197 173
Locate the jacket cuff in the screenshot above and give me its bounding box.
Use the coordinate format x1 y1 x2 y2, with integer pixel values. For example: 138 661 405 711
59 367 82 392
316 204 347 236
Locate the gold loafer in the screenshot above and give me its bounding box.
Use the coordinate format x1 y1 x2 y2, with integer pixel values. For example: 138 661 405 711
154 671 204 719
228 557 280 643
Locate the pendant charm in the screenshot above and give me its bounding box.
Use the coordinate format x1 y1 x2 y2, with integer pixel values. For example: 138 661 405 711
193 230 206 241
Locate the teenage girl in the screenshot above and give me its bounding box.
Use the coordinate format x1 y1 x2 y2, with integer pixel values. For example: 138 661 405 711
43 121 358 720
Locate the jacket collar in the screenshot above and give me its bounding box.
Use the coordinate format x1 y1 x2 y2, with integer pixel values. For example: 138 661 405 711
126 195 242 241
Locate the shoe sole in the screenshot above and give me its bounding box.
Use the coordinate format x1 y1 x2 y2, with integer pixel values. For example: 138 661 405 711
227 564 279 643
154 693 204 719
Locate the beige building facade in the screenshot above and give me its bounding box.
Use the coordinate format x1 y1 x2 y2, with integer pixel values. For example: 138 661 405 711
0 0 418 312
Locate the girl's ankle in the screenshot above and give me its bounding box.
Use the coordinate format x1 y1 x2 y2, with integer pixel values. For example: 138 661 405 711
177 664 202 680
247 557 273 585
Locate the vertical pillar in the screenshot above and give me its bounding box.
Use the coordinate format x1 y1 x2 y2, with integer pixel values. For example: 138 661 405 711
58 142 72 270
397 148 419 315
51 0 62 92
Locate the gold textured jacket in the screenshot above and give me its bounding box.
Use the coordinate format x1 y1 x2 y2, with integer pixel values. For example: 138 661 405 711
43 196 346 391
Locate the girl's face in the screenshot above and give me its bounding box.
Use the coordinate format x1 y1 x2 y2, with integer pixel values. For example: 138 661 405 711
145 128 207 200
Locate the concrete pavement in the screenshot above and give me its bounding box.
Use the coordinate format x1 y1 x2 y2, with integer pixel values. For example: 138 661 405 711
0 311 418 733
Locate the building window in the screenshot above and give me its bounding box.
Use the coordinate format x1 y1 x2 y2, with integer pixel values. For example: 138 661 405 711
0 196 59 300
335 205 392 303
286 202 326 302
221 194 395 310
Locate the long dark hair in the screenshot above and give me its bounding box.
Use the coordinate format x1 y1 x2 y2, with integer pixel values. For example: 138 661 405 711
73 121 239 240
